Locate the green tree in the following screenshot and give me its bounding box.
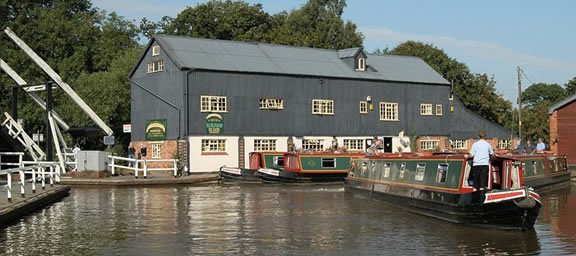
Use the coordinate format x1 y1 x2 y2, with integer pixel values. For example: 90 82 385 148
158 0 274 42
565 77 576 96
269 0 363 49
388 41 513 127
521 83 566 109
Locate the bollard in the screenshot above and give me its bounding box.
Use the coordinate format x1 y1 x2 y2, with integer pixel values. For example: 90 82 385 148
50 165 54 186
143 160 147 179
55 165 60 183
173 159 178 177
111 157 115 175
135 160 139 179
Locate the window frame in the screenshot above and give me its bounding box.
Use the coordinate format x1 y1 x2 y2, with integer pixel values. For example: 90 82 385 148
498 139 511 149
436 163 448 183
201 139 226 153
146 60 164 73
452 139 467 150
356 58 366 71
436 104 443 115
359 101 368 114
420 104 433 115
321 158 336 168
254 139 277 152
152 45 160 56
200 96 227 113
259 98 284 110
302 139 324 151
312 99 334 115
379 102 399 121
151 143 162 159
415 163 426 181
343 139 364 151
420 140 439 151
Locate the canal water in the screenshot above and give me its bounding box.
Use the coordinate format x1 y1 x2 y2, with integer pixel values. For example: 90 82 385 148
1 183 575 255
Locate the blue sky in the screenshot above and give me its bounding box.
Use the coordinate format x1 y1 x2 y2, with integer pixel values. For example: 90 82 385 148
92 0 576 102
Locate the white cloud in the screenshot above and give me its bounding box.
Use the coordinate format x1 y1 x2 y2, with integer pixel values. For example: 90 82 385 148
361 26 576 71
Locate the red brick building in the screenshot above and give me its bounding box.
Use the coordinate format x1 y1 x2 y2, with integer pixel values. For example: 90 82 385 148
549 94 576 166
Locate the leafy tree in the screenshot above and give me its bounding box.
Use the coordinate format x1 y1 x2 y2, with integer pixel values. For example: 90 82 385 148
387 41 512 127
565 77 576 96
158 0 274 42
269 0 363 49
521 83 566 109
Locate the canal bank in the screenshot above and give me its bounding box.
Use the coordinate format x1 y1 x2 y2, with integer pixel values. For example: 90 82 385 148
59 171 218 186
0 183 70 227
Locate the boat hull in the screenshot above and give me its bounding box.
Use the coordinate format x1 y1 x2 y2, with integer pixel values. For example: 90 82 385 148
345 178 540 230
219 167 261 183
257 168 348 184
523 171 571 189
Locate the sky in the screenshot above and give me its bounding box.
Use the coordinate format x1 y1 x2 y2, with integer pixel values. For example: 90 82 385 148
92 0 576 103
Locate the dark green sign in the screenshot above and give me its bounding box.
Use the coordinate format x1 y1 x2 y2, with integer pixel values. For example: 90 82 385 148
145 119 167 141
206 114 223 134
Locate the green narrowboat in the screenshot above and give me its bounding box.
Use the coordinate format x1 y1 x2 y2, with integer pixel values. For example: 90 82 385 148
257 152 364 184
492 153 570 190
345 152 541 230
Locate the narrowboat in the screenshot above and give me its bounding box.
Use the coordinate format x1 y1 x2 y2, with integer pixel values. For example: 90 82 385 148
219 152 285 183
492 153 570 190
345 153 541 230
257 152 364 184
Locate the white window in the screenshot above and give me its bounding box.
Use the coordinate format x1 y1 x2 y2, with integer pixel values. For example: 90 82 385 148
498 139 511 149
399 162 406 179
359 101 368 114
344 139 364 151
254 139 276 151
201 96 227 113
420 104 433 115
415 163 426 181
383 162 391 178
273 156 284 167
420 140 439 150
436 104 443 115
322 158 336 168
379 102 398 121
201 139 226 153
312 99 334 115
452 139 467 150
436 164 448 183
152 45 160 56
302 139 324 151
151 143 162 158
259 98 284 110
356 58 366 71
147 60 164 73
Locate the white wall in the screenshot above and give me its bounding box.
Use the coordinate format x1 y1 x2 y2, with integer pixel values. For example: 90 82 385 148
188 136 239 173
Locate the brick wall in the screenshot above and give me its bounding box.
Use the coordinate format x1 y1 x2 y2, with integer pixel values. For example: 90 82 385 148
549 110 558 154
132 140 178 169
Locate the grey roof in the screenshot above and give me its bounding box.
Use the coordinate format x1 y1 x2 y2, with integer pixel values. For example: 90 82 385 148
149 35 450 85
337 48 361 58
549 93 576 114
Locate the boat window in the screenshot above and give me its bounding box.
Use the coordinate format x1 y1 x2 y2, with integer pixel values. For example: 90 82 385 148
436 163 448 183
361 162 368 176
273 156 284 167
399 162 406 179
322 158 336 168
383 162 391 178
415 163 426 181
532 161 537 174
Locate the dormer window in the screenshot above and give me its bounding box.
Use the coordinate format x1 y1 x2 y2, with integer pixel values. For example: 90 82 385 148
152 45 160 56
356 58 366 71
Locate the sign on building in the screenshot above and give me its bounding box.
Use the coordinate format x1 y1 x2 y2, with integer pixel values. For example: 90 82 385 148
145 119 167 141
205 114 223 134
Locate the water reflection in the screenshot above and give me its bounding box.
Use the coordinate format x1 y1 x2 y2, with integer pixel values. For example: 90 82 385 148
0 183 575 255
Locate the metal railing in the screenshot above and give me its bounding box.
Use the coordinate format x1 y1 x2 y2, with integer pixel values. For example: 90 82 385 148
0 152 24 169
0 163 61 203
108 155 179 178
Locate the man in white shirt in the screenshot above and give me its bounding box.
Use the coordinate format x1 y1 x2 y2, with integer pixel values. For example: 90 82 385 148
469 131 494 192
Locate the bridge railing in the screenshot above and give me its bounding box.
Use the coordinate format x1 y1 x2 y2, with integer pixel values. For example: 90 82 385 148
0 163 61 203
108 155 179 179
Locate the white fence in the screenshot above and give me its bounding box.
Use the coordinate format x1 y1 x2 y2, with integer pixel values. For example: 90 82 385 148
108 155 180 178
0 163 62 203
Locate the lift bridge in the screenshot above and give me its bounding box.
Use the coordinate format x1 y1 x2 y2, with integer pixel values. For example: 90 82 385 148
0 27 113 172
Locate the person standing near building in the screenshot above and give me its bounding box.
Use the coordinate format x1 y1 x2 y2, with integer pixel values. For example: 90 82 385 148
468 131 494 192
536 138 546 153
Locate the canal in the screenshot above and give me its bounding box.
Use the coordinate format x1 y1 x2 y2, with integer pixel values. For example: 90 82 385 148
1 183 575 255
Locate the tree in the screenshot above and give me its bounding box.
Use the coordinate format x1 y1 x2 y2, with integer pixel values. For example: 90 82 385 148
158 0 274 42
521 83 566 109
387 41 513 127
269 0 363 49
565 77 576 96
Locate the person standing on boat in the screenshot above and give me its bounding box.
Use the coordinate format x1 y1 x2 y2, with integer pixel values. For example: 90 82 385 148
523 139 536 154
536 138 546 153
469 131 494 192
